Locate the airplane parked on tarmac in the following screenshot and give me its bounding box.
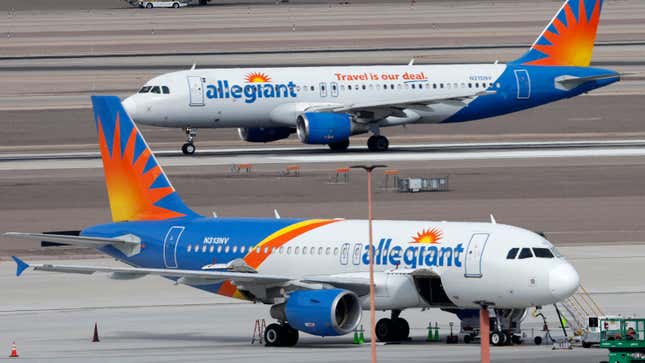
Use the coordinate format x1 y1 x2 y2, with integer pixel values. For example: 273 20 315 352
5 96 579 346
123 0 620 154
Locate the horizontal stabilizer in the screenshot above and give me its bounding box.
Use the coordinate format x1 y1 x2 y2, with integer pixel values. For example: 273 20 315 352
11 256 29 277
4 232 142 257
8 258 291 286
555 73 622 90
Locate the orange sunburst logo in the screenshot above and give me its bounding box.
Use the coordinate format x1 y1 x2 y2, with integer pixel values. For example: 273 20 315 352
97 114 185 222
245 72 272 83
410 228 443 244
526 0 601 67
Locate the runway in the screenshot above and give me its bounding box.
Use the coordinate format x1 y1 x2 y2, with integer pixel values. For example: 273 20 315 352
2 243 643 362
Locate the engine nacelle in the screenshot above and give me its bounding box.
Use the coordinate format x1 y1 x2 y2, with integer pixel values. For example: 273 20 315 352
237 127 293 143
296 112 351 144
271 289 361 336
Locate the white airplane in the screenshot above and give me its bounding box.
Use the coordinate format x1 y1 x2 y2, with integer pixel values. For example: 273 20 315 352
122 0 620 154
6 95 579 346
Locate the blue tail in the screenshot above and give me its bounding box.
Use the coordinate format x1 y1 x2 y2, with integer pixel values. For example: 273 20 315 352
11 256 29 277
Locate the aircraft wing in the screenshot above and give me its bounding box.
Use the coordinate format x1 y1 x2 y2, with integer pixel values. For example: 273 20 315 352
311 90 495 116
4 232 142 257
303 268 441 296
10 256 291 287
555 73 624 90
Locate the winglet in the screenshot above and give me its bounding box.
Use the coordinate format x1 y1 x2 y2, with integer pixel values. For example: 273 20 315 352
11 256 29 277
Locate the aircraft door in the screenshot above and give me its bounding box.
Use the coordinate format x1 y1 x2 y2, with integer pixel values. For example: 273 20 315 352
352 243 363 265
319 82 328 97
464 233 489 278
163 226 185 268
331 82 339 97
188 76 205 106
340 243 350 265
514 69 531 100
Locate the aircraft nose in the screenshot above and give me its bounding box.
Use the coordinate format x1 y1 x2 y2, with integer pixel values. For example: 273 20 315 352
548 262 579 301
122 96 137 119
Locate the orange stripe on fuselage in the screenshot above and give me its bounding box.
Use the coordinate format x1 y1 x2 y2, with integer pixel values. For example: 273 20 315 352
216 219 339 299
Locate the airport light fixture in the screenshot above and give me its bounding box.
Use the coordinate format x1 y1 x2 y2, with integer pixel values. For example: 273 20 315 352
350 164 387 363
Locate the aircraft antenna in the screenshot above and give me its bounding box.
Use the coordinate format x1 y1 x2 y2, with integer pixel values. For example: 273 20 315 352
274 209 281 219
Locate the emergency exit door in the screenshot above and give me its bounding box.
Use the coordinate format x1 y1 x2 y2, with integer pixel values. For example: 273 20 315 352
464 233 489 278
188 76 205 106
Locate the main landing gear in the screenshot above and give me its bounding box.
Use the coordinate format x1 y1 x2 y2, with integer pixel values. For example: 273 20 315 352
264 323 299 347
328 139 350 151
367 135 389 152
181 127 196 155
375 310 410 342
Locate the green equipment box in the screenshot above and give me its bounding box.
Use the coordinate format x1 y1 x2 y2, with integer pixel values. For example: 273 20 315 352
600 317 645 363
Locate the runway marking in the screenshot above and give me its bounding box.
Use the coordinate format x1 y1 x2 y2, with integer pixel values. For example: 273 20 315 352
3 144 645 171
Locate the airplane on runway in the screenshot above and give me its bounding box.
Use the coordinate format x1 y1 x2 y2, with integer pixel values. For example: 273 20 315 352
122 0 621 155
5 95 580 346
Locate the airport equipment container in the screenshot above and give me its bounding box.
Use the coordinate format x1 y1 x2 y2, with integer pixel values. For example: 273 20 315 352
600 317 645 363
397 177 448 193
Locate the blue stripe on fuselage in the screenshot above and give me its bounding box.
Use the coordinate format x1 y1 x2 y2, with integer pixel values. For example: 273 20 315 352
444 65 619 123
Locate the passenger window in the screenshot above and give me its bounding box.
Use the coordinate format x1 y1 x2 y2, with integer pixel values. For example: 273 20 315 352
139 86 151 93
333 247 339 255
279 246 284 254
506 248 519 259
232 246 237 253
295 246 300 255
440 83 444 88
240 246 246 253
362 85 366 90
348 85 352 90
390 84 395 89
518 248 533 259
302 247 307 255
533 248 554 258
217 245 222 253
224 246 230 253
187 244 192 252
468 83 472 88
287 247 292 254
326 247 331 255
162 86 170 94
433 83 437 89
150 86 161 94
310 86 315 91
318 247 323 255
411 84 416 89
209 245 214 253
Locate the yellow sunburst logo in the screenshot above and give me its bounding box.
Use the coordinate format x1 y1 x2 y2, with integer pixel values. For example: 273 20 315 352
245 72 272 83
410 228 443 244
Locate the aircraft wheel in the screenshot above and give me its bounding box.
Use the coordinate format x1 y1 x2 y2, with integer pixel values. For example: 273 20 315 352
393 318 410 340
181 143 196 155
281 324 299 346
328 139 350 151
490 331 504 346
264 323 283 347
368 135 389 152
375 318 394 342
145 2 153 8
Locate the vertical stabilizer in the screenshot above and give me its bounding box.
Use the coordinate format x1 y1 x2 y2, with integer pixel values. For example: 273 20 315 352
91 96 198 222
512 0 604 67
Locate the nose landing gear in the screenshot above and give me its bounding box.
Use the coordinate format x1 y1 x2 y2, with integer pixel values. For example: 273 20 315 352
181 127 196 155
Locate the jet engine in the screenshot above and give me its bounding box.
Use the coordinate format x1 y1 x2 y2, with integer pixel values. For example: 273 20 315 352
270 289 361 336
296 112 352 144
237 127 294 143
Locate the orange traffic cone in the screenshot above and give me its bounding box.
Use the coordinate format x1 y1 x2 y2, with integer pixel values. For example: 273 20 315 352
92 323 100 343
9 342 18 358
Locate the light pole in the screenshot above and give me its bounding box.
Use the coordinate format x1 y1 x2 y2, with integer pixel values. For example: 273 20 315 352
350 164 387 363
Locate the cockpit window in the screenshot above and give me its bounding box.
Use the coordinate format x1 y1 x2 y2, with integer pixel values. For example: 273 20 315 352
150 86 161 94
139 86 151 93
551 247 562 258
533 248 554 258
162 86 170 94
506 248 519 259
518 248 533 259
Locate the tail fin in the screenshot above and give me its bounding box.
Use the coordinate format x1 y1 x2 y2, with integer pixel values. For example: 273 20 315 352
512 0 603 67
91 96 198 222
